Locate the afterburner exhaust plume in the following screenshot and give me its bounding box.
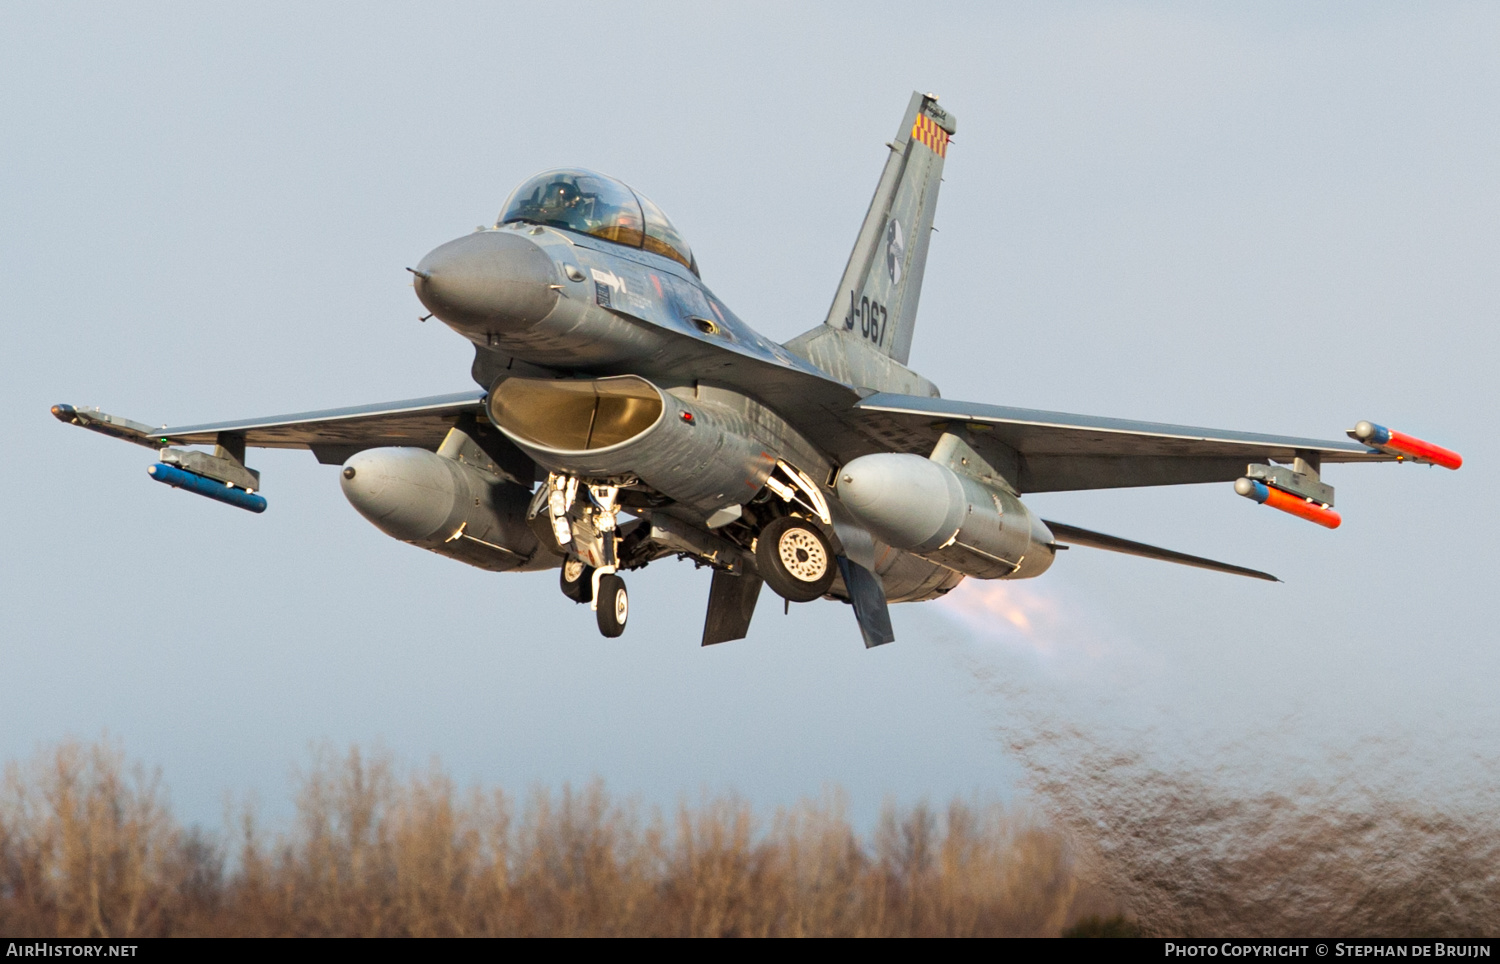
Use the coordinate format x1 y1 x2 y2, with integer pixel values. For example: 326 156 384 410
940 578 1120 665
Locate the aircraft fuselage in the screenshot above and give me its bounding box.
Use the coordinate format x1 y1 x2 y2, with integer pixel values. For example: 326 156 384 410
412 219 976 610
60 95 1442 647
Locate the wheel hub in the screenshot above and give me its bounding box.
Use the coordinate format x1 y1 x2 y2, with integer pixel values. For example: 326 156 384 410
778 528 828 582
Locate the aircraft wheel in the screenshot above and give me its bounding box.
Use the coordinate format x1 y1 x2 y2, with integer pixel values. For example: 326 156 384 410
757 517 835 603
596 574 628 638
560 559 594 604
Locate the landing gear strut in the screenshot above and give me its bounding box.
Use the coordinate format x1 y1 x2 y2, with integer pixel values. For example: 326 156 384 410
534 472 634 637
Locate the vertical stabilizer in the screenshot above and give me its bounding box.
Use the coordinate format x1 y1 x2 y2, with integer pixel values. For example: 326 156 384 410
820 92 954 366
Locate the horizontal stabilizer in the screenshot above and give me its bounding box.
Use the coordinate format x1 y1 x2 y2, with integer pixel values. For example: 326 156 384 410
1043 520 1279 583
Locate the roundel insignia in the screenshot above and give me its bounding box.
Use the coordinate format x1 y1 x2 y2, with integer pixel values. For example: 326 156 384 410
885 218 904 287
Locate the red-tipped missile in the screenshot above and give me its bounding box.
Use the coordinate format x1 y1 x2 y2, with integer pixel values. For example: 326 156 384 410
1234 478 1342 529
1350 421 1462 469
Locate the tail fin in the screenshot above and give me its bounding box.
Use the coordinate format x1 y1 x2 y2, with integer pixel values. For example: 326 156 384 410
821 92 954 366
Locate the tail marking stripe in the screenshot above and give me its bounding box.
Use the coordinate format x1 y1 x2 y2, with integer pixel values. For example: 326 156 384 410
910 114 950 158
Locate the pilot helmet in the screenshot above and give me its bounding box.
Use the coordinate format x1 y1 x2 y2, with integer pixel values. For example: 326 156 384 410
538 179 582 212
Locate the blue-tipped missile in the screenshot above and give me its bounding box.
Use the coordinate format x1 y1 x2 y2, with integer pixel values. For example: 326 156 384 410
147 463 267 513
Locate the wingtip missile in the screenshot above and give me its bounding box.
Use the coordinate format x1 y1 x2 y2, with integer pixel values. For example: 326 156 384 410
1235 477 1341 529
1350 421 1462 469
148 462 267 513
51 403 165 447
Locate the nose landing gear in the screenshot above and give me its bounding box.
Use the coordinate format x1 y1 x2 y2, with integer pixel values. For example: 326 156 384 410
559 555 628 637
538 472 634 638
595 572 628 637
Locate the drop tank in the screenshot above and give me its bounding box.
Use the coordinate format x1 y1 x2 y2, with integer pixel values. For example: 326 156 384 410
837 453 1055 580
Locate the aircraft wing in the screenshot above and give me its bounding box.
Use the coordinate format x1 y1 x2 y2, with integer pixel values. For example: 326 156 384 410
53 391 485 465
848 393 1391 493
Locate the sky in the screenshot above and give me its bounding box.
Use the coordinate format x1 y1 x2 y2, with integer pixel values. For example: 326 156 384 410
2 3 1496 838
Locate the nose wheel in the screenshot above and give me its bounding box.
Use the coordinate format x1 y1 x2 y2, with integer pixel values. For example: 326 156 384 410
595 573 628 638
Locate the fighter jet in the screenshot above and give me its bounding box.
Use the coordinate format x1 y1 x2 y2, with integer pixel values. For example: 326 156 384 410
53 93 1462 647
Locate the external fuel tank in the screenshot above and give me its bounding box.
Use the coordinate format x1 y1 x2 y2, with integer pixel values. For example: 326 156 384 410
339 447 553 573
837 453 1055 580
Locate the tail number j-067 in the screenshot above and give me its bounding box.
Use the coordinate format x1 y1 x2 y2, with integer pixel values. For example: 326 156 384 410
846 291 888 346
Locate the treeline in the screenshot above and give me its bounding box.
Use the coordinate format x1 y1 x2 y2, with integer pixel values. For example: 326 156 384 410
0 740 1119 937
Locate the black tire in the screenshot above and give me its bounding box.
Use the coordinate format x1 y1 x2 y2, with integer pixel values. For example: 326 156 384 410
560 559 594 604
756 517 836 603
596 574 628 638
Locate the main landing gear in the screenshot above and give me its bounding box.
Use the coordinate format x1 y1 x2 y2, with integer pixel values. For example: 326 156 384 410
542 462 838 638
756 516 836 603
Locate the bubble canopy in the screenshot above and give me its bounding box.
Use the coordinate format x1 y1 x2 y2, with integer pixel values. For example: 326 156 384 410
498 169 697 275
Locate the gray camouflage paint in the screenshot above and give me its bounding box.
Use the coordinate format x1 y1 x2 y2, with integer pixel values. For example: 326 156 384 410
54 91 1433 644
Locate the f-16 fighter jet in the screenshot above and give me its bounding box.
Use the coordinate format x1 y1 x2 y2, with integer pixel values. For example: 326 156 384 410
53 93 1462 647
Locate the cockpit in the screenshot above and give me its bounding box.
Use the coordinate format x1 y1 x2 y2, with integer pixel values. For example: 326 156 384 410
498 169 698 276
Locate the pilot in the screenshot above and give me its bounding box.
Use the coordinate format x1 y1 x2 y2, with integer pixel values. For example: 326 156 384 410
534 179 587 226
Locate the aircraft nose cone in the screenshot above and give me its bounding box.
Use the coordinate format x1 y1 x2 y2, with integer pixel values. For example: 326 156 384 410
413 230 559 334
